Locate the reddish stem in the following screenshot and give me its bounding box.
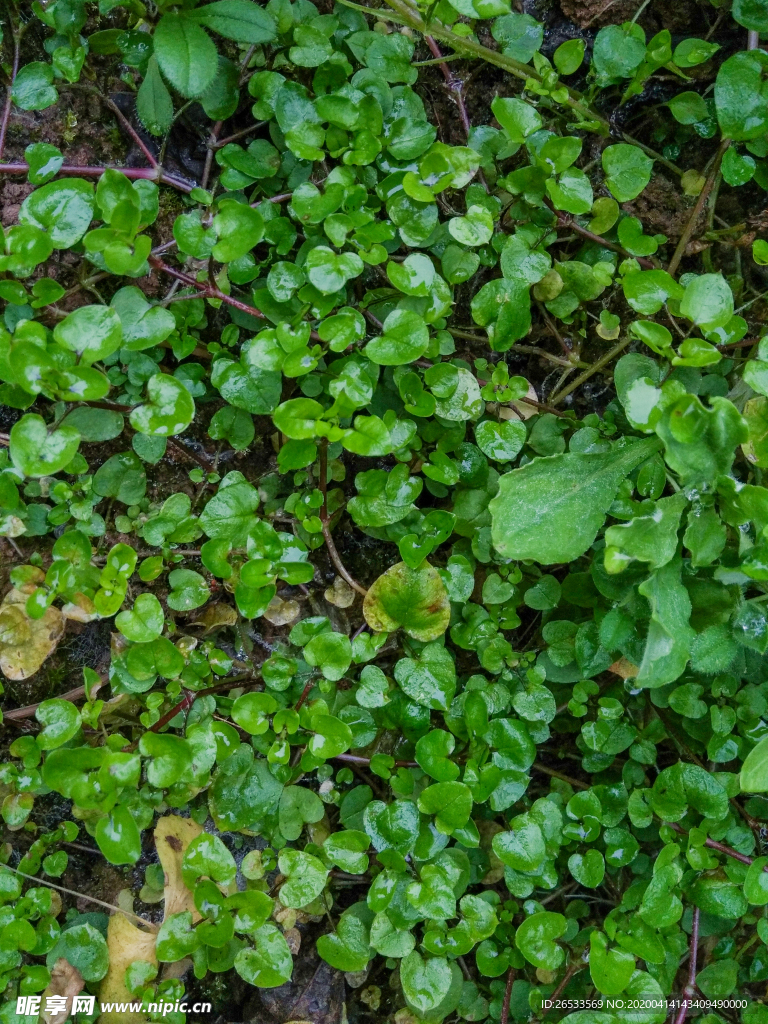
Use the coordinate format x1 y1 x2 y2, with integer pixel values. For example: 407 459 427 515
500 967 515 1024
672 907 700 1024
666 821 755 866
334 753 419 768
424 35 487 190
0 162 195 192
150 256 324 341
294 679 315 711
0 32 20 161
544 197 656 269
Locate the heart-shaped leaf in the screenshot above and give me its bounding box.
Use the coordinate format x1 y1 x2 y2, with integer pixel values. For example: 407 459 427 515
115 593 164 642
514 911 566 969
306 245 364 294
10 413 80 477
234 924 292 988
364 561 450 641
129 373 195 436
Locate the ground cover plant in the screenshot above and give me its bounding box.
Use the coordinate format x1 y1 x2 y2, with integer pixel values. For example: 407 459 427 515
6 0 768 1021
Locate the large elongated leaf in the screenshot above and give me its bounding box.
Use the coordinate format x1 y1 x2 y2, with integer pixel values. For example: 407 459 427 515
489 437 661 563
153 12 218 98
191 0 277 43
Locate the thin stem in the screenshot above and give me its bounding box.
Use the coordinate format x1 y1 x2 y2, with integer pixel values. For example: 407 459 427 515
500 968 515 1024
4 866 157 931
317 439 368 597
667 137 730 277
550 337 631 406
0 162 195 192
515 344 589 370
64 85 159 169
346 0 609 129
149 257 321 342
545 197 655 268
665 821 755 867
533 762 589 790
542 961 585 1016
672 907 700 1024
623 133 683 178
424 35 487 189
334 753 418 768
5 684 90 721
294 679 315 711
215 121 266 149
536 302 573 357
0 28 20 161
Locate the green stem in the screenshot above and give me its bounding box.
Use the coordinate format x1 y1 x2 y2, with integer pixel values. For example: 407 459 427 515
549 337 631 406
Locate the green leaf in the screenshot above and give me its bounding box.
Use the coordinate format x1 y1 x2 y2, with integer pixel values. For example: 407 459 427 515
12 63 57 111
35 699 80 750
25 143 63 185
95 805 141 865
554 38 585 74
741 735 768 792
278 849 329 908
394 642 456 710
112 286 176 352
115 594 164 642
589 930 635 995
182 832 237 887
234 924 293 987
156 911 199 961
602 144 653 201
53 304 122 365
715 51 768 141
137 55 174 136
415 729 460 782
514 912 566 969
129 373 195 436
167 569 210 611
317 906 373 971
279 786 325 842
491 97 542 142
475 419 526 462
138 732 193 788
668 90 709 125
153 11 218 98
400 952 455 1016
492 13 543 62
304 631 352 681
19 178 94 248
191 0 277 43
364 561 450 641
200 474 259 544
635 557 695 689
10 414 80 478
364 309 430 364
212 201 264 262
489 438 661 563
303 245 362 295
231 692 278 735
93 451 147 505
47 924 109 982
418 782 473 833
322 831 370 873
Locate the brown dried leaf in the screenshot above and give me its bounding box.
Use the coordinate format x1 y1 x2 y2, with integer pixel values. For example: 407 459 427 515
263 595 301 625
189 602 238 633
0 591 64 680
154 814 203 919
324 577 355 609
41 957 84 1024
99 914 157 1024
609 657 639 679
